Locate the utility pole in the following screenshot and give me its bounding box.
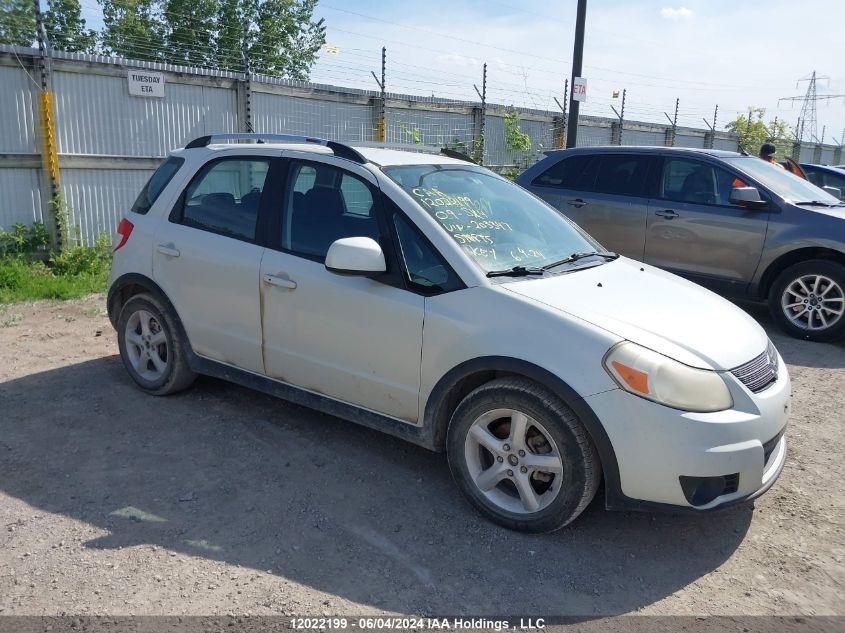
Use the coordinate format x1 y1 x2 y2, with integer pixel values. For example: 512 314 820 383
610 89 625 145
779 71 844 144
664 98 679 147
371 47 386 142
473 63 487 164
565 0 587 148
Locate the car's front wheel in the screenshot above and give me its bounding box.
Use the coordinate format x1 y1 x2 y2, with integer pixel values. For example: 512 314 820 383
117 293 197 395
769 260 845 342
447 377 600 532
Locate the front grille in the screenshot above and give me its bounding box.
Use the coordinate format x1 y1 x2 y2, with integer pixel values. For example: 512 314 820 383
763 428 785 466
731 342 779 393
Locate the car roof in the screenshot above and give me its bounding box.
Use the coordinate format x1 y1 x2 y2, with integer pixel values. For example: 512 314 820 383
543 146 742 159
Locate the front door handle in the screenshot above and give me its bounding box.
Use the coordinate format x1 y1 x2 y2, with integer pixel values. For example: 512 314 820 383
156 244 181 257
567 198 588 208
655 209 679 219
263 274 297 290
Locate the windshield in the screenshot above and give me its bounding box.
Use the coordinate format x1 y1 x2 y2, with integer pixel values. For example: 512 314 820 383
383 165 604 273
725 157 841 204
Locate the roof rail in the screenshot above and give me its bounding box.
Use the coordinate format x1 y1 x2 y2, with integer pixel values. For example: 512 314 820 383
440 148 477 164
183 133 367 164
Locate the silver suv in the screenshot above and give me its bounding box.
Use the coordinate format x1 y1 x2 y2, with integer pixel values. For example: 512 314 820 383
518 147 845 342
107 135 789 532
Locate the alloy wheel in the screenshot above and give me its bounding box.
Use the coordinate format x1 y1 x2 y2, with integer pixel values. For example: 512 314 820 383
781 274 845 331
464 408 564 514
124 309 169 381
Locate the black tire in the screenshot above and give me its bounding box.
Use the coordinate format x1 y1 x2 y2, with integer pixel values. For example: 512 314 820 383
769 260 845 342
116 293 197 395
446 377 600 533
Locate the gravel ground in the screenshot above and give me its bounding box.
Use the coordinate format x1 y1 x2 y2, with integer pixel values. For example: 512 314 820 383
0 294 843 617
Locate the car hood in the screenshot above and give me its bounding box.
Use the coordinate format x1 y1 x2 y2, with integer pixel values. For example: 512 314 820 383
501 257 767 370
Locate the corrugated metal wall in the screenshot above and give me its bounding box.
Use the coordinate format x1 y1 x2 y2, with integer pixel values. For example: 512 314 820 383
0 169 44 228
0 66 39 154
61 169 152 245
254 92 373 143
52 71 237 156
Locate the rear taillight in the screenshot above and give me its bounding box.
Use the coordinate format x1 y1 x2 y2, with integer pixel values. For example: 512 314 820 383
114 218 134 252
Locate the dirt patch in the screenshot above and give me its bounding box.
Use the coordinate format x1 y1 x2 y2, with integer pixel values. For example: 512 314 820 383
0 294 843 616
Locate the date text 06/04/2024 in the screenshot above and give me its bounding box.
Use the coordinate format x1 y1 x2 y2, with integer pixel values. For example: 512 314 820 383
290 617 547 630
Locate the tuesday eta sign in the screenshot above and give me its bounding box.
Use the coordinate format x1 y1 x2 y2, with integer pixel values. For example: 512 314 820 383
127 70 165 98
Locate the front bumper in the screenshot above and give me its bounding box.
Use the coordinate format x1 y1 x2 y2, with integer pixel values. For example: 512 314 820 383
586 351 790 510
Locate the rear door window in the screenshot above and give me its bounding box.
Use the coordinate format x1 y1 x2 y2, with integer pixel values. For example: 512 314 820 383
131 156 184 215
175 158 269 241
591 154 653 196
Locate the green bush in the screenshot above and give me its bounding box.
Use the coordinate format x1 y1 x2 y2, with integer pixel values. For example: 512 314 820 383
0 222 50 255
0 226 111 304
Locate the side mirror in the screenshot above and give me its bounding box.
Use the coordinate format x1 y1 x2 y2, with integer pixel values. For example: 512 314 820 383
325 237 386 277
822 185 843 200
729 186 767 209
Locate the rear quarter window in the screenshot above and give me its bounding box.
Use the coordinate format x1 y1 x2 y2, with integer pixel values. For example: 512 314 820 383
131 156 184 215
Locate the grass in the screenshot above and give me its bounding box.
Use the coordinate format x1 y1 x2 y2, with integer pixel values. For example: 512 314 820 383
0 224 111 304
0 257 109 303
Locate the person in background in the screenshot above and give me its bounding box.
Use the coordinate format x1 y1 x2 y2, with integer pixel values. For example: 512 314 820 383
759 142 784 168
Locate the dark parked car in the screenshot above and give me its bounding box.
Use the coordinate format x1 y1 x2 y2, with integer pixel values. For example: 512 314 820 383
517 147 845 342
801 163 845 200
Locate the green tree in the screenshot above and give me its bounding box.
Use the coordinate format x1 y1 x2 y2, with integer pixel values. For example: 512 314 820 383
44 0 97 52
0 0 36 47
249 0 325 79
163 0 218 66
214 0 249 71
725 107 795 159
99 0 165 61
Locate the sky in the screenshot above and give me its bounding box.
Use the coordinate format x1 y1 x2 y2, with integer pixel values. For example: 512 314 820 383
82 0 845 142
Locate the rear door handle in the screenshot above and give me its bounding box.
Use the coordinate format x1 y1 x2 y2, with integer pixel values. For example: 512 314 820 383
263 274 297 290
655 209 679 219
567 198 588 208
156 244 181 257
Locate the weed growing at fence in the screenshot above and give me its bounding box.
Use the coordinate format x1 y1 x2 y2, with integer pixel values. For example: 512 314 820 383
0 224 111 303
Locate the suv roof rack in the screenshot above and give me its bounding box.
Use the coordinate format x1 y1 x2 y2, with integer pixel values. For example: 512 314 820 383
184 133 367 164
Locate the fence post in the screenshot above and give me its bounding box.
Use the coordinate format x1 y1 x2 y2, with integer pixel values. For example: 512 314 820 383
472 63 487 164
664 98 679 147
238 38 254 133
33 0 62 249
552 79 568 149
610 88 625 145
370 47 386 142
813 144 822 163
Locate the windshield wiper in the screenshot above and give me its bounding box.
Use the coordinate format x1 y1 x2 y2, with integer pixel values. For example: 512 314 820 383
542 251 620 271
794 200 844 207
486 265 546 278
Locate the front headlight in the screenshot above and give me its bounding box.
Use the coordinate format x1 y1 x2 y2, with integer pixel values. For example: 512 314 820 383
603 341 733 413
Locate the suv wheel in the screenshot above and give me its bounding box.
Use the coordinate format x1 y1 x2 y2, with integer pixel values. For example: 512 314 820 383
447 377 600 533
117 293 197 395
769 260 845 342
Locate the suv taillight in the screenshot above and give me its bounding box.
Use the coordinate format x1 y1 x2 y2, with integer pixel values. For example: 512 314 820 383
114 218 134 252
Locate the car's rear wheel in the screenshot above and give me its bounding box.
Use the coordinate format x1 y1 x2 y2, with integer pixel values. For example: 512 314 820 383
769 260 845 342
117 293 196 395
447 377 600 533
